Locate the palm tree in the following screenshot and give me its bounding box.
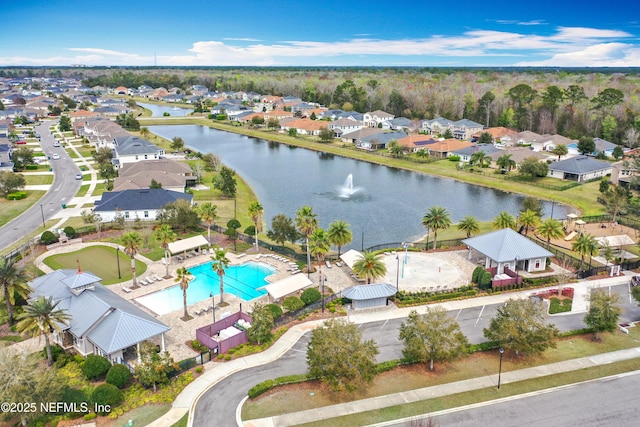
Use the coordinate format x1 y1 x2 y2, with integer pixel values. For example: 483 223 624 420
551 144 568 161
17 296 71 366
155 224 176 278
195 202 218 245
422 206 452 250
415 148 429 159
387 140 404 157
211 248 230 305
470 151 492 168
572 233 598 270
139 127 151 138
121 231 143 288
457 216 480 238
517 209 540 235
537 218 564 249
309 228 331 300
352 251 387 284
326 220 353 257
175 267 193 319
496 154 516 173
493 211 517 230
0 258 31 325
248 201 264 252
295 206 318 276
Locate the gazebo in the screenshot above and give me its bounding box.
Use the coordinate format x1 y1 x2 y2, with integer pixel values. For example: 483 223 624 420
257 273 313 302
342 283 397 310
167 235 209 257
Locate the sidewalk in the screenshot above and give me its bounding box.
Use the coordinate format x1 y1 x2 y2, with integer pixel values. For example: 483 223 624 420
244 346 640 427
144 272 636 427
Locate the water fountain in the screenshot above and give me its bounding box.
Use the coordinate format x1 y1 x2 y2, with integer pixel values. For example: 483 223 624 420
339 174 358 198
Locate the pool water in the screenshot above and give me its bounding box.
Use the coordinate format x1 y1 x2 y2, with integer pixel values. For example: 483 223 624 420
135 261 275 315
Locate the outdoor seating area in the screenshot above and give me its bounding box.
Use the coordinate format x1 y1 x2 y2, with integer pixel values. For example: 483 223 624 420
193 305 214 316
256 253 300 273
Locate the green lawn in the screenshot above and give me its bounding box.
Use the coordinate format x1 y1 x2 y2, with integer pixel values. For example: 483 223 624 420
23 174 54 185
75 184 91 197
42 245 147 285
0 191 46 228
242 329 640 422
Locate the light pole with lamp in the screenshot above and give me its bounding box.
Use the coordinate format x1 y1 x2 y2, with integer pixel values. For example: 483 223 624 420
514 256 518 285
116 247 121 279
498 347 505 389
395 254 400 291
209 292 216 324
40 204 46 230
321 271 325 313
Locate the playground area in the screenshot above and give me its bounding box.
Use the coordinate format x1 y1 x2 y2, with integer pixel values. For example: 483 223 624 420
546 220 639 251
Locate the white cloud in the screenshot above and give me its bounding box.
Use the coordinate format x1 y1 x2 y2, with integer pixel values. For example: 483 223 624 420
0 26 637 66
222 37 262 42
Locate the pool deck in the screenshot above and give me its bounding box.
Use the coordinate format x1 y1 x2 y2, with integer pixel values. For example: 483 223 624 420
35 243 478 363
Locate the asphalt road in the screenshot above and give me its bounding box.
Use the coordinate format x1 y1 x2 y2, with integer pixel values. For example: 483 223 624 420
407 371 640 427
0 120 81 252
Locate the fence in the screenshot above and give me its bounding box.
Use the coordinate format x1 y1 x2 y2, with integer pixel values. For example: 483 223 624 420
274 294 341 327
461 167 581 191
365 238 465 253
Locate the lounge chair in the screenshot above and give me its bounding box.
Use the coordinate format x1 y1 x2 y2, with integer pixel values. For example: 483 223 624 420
139 278 150 286
335 261 343 267
325 260 332 268
177 255 184 262
209 248 215 254
153 275 163 281
122 287 132 293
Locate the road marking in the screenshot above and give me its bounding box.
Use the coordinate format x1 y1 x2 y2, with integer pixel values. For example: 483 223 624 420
474 305 485 327
454 309 462 320
380 320 389 330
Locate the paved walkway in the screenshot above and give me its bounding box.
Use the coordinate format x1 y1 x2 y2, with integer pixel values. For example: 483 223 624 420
138 272 636 427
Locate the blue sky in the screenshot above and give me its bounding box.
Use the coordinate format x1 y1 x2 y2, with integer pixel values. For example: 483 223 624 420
1 0 639 67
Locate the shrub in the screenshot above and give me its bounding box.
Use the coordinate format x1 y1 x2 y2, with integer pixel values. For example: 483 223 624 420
195 366 203 374
81 354 111 381
471 266 485 284
265 303 283 319
190 339 208 353
479 270 492 289
42 344 65 362
25 164 38 170
91 384 123 414
84 412 97 421
41 230 57 244
63 226 76 238
105 364 132 389
60 387 90 416
283 296 304 312
301 288 321 305
6 191 27 200
448 155 460 161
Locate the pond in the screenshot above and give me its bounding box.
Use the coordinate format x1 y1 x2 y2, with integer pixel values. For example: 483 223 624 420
138 102 193 117
149 124 570 249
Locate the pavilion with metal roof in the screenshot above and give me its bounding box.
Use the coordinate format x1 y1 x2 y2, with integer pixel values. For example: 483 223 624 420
462 228 553 275
342 283 397 310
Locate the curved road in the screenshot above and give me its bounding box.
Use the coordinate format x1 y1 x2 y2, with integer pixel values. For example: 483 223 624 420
194 283 640 426
0 121 81 251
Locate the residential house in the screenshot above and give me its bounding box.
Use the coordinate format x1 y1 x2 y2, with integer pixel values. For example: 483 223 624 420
516 130 544 149
593 138 618 157
28 269 169 364
533 134 576 153
421 117 454 135
548 155 612 182
356 131 407 150
113 159 196 192
452 119 484 140
112 135 164 167
425 138 472 158
387 117 414 132
453 144 502 163
610 160 637 186
340 128 388 144
473 127 519 146
93 188 193 222
0 141 13 171
264 109 294 122
396 134 438 153
363 110 394 128
487 147 549 168
279 118 328 136
328 117 363 137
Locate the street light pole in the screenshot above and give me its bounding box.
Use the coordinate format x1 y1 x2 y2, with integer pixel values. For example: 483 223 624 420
40 204 46 230
514 256 518 285
498 347 505 389
395 255 400 291
321 271 325 313
116 247 121 279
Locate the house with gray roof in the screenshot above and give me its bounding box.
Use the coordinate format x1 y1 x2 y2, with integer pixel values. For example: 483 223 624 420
463 228 553 280
112 135 164 167
28 269 170 364
453 119 484 140
0 141 13 171
547 155 612 182
421 117 454 135
93 188 192 222
357 131 407 150
454 144 502 163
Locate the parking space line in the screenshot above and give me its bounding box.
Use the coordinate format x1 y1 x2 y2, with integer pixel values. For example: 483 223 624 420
380 320 389 330
455 309 462 320
474 305 485 327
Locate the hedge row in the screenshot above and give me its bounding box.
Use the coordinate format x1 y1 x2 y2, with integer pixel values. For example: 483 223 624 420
396 289 477 306
248 373 315 399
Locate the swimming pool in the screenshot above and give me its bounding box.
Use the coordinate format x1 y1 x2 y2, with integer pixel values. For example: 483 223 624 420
135 261 276 315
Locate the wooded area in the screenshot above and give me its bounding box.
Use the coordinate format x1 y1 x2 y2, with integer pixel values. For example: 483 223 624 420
6 67 639 144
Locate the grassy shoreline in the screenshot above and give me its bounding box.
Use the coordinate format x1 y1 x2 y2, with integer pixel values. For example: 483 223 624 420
138 114 604 216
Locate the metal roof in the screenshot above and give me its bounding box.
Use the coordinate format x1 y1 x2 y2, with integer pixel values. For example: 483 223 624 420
94 189 192 212
462 228 553 263
258 273 313 300
29 269 169 356
343 283 397 300
61 271 101 290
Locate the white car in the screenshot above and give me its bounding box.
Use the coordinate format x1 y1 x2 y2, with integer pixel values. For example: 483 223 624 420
52 153 60 160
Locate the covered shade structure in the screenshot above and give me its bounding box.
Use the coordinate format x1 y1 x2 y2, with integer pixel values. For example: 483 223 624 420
258 273 313 301
343 283 397 310
167 235 209 255
340 249 363 269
